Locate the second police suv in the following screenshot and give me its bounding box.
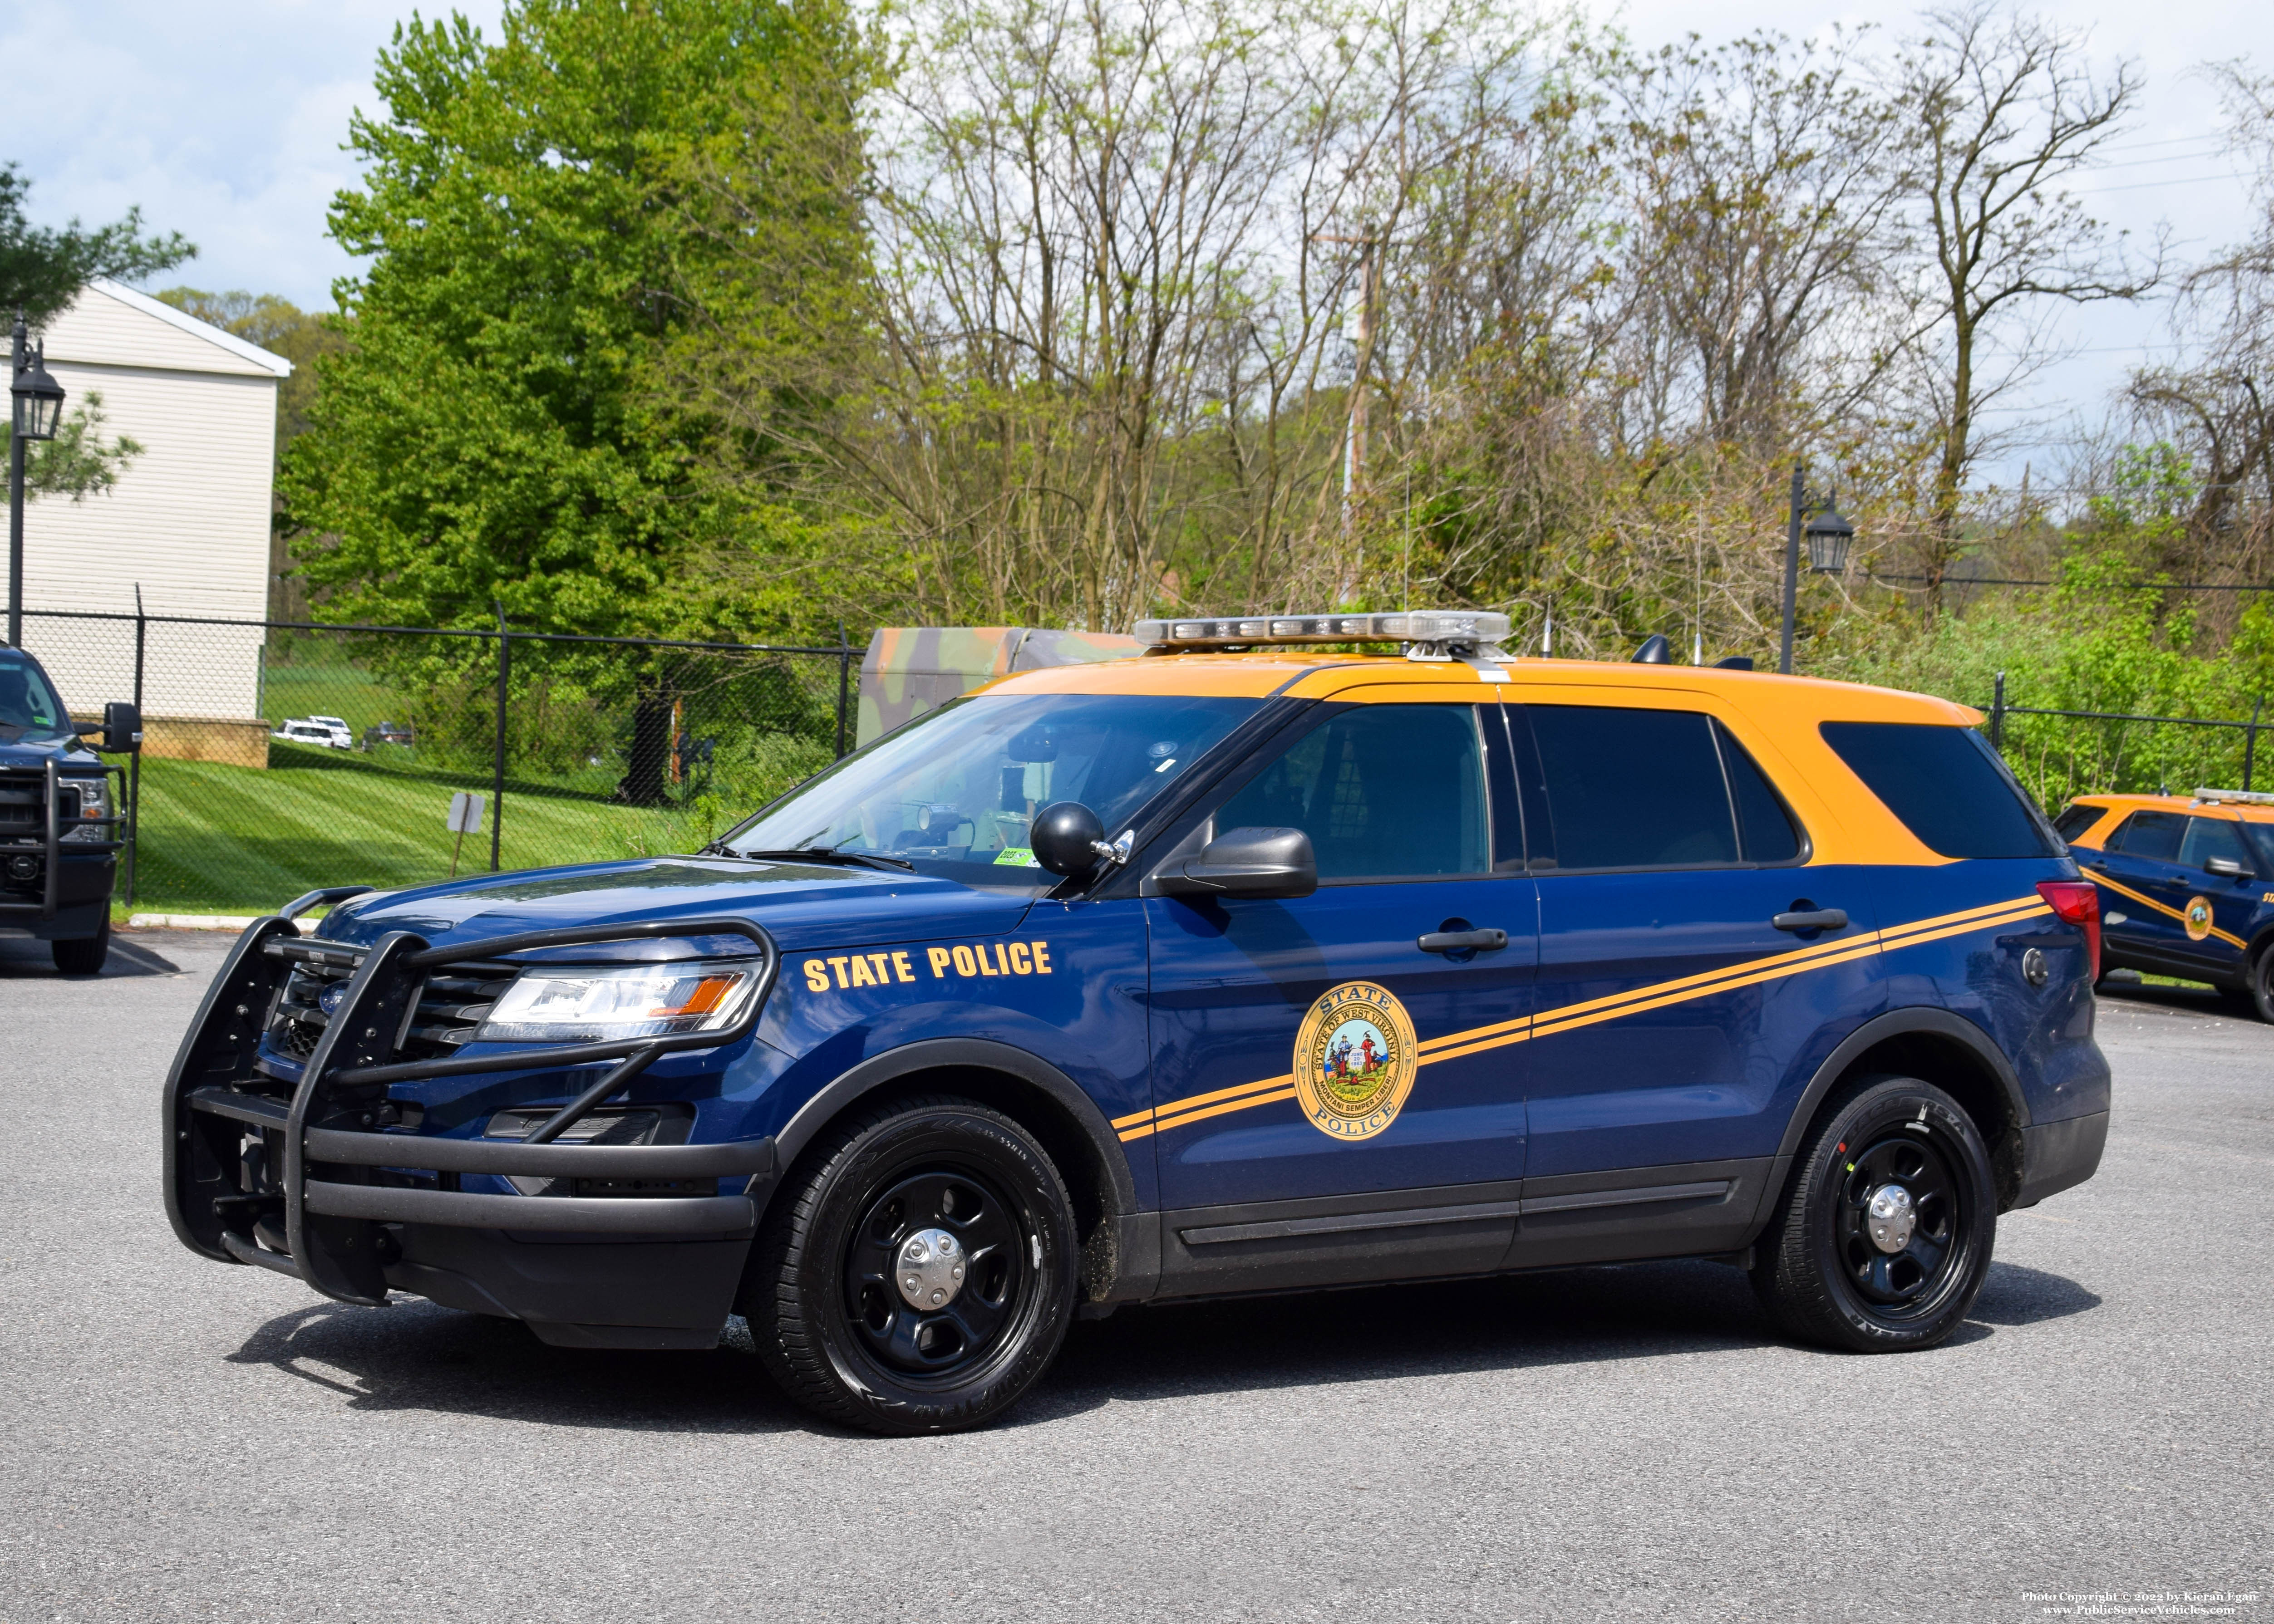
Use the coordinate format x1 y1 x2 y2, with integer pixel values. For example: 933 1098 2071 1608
164 611 2109 1433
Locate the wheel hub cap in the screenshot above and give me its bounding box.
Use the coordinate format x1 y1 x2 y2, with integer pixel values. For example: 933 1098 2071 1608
1865 1183 1916 1253
896 1227 967 1307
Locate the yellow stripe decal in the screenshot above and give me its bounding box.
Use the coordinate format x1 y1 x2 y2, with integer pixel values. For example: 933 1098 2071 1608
2087 871 2248 949
1117 895 2056 1143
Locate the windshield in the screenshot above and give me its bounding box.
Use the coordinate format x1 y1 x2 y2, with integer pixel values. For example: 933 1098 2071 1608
721 692 1259 888
0 653 70 742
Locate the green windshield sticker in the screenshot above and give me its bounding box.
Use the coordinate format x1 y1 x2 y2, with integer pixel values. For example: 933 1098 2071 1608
994 847 1039 867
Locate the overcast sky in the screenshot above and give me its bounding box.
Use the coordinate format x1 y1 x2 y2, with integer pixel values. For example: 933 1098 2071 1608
3 0 2268 483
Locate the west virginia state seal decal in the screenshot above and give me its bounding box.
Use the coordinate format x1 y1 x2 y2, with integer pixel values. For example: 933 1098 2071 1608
2184 894 2215 941
1292 981 1418 1141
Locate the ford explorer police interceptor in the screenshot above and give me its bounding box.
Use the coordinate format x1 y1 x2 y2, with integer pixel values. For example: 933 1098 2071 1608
163 611 2110 1434
2053 787 2274 1020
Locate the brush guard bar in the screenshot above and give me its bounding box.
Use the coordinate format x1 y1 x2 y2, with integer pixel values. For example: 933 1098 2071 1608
163 907 782 1306
0 758 128 920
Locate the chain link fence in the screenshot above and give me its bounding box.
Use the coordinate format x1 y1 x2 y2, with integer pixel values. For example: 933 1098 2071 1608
1983 676 2270 812
20 608 856 915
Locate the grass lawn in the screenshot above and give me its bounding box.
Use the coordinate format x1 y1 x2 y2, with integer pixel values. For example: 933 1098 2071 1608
122 744 719 916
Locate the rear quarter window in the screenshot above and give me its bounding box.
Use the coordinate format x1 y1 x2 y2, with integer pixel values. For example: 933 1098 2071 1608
1818 721 2057 859
2052 804 2104 844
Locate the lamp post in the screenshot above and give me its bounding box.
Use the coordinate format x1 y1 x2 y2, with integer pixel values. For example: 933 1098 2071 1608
9 311 67 648
1777 460 1855 675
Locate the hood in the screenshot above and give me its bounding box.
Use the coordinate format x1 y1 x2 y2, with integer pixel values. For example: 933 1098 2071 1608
0 734 98 771
316 856 1036 961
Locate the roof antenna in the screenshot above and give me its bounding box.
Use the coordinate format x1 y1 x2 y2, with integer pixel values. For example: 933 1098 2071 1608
1632 634 1671 665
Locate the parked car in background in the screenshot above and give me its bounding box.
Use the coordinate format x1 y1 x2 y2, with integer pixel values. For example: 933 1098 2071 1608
273 719 351 750
363 720 415 749
307 715 351 739
0 645 138 972
2054 788 2274 1020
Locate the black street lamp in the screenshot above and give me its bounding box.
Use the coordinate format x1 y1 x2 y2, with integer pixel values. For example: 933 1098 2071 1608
1777 460 1855 675
9 310 66 648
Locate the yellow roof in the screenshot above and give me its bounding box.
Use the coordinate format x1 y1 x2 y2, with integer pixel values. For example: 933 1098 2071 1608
984 650 1986 867
2066 791 2274 825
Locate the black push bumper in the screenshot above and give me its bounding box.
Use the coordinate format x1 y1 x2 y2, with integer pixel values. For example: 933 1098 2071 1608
164 893 781 1338
0 756 125 930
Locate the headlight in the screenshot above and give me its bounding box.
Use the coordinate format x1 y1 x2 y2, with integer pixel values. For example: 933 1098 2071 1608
63 778 108 844
476 959 761 1043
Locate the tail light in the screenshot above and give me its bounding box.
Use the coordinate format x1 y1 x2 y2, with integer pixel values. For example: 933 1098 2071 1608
2037 880 2100 981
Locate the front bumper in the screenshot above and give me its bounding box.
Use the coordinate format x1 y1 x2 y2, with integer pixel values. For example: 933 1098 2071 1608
164 899 782 1339
0 756 124 928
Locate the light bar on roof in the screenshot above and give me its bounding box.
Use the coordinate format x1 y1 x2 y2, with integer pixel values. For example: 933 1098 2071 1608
2194 786 2274 807
1134 610 1512 648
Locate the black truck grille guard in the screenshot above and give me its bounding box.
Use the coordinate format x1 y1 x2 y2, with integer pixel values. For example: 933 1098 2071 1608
0 758 128 919
162 888 783 1306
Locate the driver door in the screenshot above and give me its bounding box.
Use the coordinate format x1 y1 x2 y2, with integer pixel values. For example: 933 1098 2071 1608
1140 693 1537 1295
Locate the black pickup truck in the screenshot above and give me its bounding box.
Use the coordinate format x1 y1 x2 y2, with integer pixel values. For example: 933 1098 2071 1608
0 644 140 971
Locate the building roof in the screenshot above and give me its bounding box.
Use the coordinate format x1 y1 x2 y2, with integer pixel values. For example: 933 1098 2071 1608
41 279 293 380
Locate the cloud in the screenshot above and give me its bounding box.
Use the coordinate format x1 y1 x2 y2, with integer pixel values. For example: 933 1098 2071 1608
0 0 504 308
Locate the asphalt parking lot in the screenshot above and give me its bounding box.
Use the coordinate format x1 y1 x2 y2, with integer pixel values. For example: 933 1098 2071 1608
1 930 2268 1623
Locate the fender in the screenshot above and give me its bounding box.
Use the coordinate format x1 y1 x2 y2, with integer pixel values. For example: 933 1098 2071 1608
1746 1005 2031 1238
768 1037 1153 1299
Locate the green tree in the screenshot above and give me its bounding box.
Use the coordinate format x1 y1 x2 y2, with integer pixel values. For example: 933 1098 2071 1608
0 163 194 327
280 0 871 644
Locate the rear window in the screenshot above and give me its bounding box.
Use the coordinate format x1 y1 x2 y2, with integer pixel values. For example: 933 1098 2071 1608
2052 805 2103 843
1818 722 2056 859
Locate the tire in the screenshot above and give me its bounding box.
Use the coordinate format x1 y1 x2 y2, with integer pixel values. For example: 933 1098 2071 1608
51 921 110 975
744 1094 1078 1434
2247 946 2274 1024
1752 1074 1997 1353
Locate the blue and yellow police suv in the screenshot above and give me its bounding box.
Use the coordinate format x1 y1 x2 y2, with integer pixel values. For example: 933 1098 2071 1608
164 612 2109 1433
2051 789 2274 1020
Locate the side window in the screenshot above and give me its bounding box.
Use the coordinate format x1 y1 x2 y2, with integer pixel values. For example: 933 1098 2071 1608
2109 811 2185 864
2179 816 2255 875
2052 805 2103 843
1714 722 1803 863
1817 722 2057 859
1215 704 1489 881
1527 706 1738 870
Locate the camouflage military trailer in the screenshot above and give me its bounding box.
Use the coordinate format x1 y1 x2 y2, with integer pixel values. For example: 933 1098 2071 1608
858 627 1142 746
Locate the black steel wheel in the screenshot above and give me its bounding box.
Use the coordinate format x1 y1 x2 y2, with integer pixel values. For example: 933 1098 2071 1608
1752 1074 1996 1352
745 1094 1078 1434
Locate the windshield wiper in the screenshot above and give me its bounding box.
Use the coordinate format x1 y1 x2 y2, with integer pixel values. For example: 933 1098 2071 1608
726 846 916 873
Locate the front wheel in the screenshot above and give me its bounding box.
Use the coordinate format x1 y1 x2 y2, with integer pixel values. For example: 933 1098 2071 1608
1752 1075 1997 1352
52 921 110 975
745 1094 1078 1434
2245 945 2274 1024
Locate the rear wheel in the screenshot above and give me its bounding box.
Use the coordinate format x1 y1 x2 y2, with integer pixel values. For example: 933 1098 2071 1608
51 921 110 975
745 1094 1078 1434
1752 1075 1996 1352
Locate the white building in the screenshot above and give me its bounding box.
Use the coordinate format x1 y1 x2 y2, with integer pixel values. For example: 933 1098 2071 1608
16 279 290 765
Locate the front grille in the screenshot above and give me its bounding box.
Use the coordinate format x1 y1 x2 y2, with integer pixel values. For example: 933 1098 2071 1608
265 944 517 1064
0 773 42 844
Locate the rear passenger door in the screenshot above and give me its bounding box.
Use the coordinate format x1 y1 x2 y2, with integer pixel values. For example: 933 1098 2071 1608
1510 700 1883 1262
2087 811 2195 967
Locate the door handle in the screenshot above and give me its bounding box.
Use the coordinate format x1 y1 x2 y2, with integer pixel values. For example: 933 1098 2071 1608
1772 908 1848 933
1418 928 1509 954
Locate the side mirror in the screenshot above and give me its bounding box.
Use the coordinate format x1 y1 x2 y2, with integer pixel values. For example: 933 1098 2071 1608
2205 856 2250 879
78 701 142 753
1031 800 1107 876
1157 825 1317 900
